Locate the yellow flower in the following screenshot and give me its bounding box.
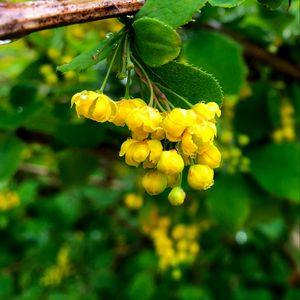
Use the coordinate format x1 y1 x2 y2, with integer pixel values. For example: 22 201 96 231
151 127 165 140
162 108 196 142
188 121 217 144
197 143 221 168
111 98 146 126
126 106 163 140
168 187 186 206
71 90 98 118
124 193 143 209
71 91 117 122
92 94 117 122
187 164 214 190
157 150 184 175
119 139 149 167
181 131 198 156
172 225 186 240
189 242 200 255
147 139 163 163
142 170 168 195
181 121 217 156
192 102 221 121
119 139 163 167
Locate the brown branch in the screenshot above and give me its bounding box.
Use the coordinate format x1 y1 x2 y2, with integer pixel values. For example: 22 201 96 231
0 0 144 41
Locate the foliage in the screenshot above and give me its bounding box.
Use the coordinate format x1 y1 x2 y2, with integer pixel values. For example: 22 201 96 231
0 0 299 299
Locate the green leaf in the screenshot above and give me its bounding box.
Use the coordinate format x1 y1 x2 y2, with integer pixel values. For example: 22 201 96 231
83 186 119 209
257 0 284 9
0 135 24 183
55 122 106 147
255 219 285 240
208 0 245 7
133 17 181 67
235 288 272 300
183 30 247 95
0 275 13 299
58 149 99 185
267 89 281 127
234 82 273 142
135 0 207 28
248 143 300 202
179 286 213 300
148 61 223 107
57 33 119 73
206 174 251 227
10 82 37 107
129 272 155 300
0 102 43 130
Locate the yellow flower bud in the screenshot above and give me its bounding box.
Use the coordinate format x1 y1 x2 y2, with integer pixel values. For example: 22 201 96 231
111 98 146 126
171 268 182 280
193 102 221 121
157 150 184 175
142 170 168 195
220 130 233 144
172 225 186 240
187 164 214 190
167 173 181 188
197 144 221 168
238 134 250 146
162 108 196 142
168 187 186 206
189 242 200 255
124 193 143 209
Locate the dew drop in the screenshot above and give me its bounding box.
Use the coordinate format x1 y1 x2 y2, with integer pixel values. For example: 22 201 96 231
17 106 24 113
235 230 247 244
105 33 113 39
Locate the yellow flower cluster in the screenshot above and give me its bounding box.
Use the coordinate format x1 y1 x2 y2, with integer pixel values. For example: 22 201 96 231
40 245 73 287
0 190 20 211
218 99 250 174
143 216 200 271
71 90 222 203
272 100 296 143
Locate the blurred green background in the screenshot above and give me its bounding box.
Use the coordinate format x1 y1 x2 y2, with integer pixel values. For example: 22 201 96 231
0 0 299 299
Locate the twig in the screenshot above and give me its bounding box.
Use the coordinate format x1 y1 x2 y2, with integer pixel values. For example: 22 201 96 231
0 0 144 41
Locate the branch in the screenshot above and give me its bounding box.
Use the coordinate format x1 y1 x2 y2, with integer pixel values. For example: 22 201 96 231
0 0 144 41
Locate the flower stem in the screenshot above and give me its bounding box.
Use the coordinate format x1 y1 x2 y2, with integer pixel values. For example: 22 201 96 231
124 68 131 99
99 37 122 93
131 55 154 107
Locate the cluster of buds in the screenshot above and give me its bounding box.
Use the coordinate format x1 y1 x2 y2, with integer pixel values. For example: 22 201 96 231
71 90 221 205
143 216 200 272
40 245 73 287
